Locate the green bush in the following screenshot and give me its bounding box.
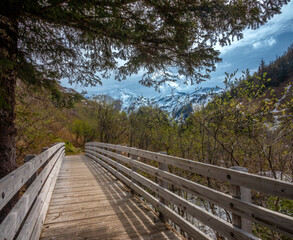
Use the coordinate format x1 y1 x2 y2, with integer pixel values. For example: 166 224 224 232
65 140 78 154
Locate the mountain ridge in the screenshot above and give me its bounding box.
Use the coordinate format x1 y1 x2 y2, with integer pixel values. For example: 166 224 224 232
109 86 223 117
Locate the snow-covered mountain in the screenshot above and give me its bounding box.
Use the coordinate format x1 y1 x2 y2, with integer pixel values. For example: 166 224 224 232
113 86 222 118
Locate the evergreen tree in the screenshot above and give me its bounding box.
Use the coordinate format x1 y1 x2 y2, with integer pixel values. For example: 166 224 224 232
259 58 266 75
0 0 289 178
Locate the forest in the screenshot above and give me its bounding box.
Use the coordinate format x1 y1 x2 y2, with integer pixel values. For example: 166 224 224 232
14 44 293 239
16 45 293 173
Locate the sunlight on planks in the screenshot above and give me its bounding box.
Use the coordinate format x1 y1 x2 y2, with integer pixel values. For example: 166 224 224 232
40 155 180 240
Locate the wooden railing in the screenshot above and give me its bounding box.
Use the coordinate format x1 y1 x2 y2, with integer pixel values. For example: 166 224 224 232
85 142 293 240
0 143 65 240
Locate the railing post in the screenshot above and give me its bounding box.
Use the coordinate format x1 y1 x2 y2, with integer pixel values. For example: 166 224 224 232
116 148 122 165
113 147 123 180
130 153 139 185
24 154 37 185
229 166 252 233
158 152 169 221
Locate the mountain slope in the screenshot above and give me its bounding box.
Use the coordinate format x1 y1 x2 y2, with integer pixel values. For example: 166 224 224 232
112 86 222 118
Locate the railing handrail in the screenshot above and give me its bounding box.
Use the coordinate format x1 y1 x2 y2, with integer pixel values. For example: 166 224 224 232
0 142 64 211
88 146 292 235
87 142 293 199
0 143 65 240
85 142 293 240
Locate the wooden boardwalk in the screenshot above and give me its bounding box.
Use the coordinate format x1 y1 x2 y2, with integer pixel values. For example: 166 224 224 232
40 155 180 240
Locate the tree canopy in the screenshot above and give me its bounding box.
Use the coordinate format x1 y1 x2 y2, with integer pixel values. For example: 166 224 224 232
1 0 289 87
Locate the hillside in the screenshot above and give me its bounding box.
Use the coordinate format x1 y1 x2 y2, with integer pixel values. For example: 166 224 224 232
15 80 84 163
221 45 293 133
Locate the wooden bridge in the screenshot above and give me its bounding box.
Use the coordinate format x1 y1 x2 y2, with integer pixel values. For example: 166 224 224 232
0 142 293 240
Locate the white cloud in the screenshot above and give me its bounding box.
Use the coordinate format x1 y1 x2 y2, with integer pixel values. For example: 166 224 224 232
216 2 293 55
252 37 277 49
215 62 232 69
268 38 277 46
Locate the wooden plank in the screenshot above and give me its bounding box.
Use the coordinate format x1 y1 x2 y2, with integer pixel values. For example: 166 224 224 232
40 155 179 240
42 218 169 240
87 142 293 199
86 153 211 240
44 203 155 225
51 188 130 200
47 198 133 214
53 182 101 189
16 151 64 240
86 147 293 238
87 150 258 240
51 185 125 195
0 148 64 240
43 199 157 229
41 230 179 240
51 189 125 200
49 194 131 206
0 143 64 211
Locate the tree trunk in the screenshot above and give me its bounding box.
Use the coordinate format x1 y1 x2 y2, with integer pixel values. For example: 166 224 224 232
0 11 19 223
0 14 18 179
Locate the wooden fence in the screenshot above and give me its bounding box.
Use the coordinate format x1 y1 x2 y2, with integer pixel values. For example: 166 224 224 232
0 143 65 240
85 142 293 240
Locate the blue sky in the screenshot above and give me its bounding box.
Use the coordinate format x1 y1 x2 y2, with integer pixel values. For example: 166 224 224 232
62 2 293 98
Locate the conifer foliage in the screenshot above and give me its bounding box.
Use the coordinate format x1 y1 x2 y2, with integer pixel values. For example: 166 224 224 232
0 0 289 178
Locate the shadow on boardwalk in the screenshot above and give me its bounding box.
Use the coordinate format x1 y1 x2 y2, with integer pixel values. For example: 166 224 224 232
40 155 180 240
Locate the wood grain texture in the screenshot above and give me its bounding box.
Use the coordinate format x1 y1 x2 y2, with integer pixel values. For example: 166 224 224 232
86 150 257 240
17 151 64 240
30 152 65 240
0 148 64 240
0 143 64 211
40 155 181 240
87 142 293 199
85 152 211 240
86 146 293 238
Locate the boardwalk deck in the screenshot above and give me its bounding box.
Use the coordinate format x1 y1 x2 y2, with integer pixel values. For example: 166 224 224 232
40 155 180 240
